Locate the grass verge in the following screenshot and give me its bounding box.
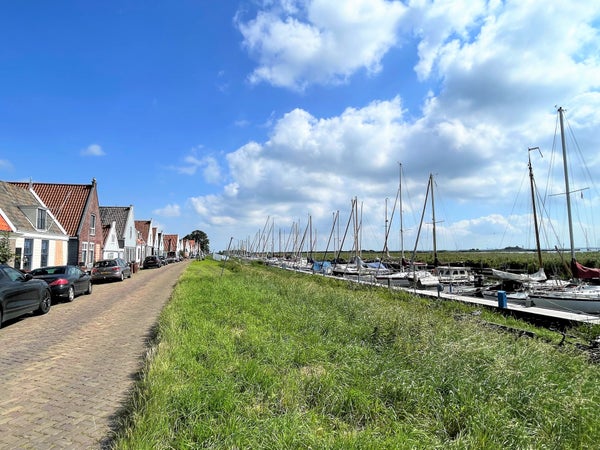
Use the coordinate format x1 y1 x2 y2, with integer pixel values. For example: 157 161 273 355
112 259 600 449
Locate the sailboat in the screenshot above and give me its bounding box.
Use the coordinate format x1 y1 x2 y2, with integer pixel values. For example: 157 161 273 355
407 173 474 289
527 107 600 314
331 197 378 278
480 148 566 303
375 163 413 286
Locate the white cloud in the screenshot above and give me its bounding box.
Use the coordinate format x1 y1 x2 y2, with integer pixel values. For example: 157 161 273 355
237 0 406 89
195 0 600 251
81 144 105 156
153 204 181 218
201 157 222 184
174 150 222 184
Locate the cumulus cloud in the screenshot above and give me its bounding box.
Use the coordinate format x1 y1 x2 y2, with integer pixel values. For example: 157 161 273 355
174 150 222 184
153 203 181 217
237 0 406 89
194 0 600 251
81 144 105 156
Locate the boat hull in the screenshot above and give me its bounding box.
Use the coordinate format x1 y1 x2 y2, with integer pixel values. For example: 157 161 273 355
529 290 600 314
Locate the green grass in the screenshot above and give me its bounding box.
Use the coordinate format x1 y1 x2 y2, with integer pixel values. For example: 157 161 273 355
112 259 600 449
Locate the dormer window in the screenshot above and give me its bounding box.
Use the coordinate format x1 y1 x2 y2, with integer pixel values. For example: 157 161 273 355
90 214 96 235
37 208 47 230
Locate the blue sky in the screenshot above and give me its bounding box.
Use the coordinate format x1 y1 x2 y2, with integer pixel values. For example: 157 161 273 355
1 1 600 254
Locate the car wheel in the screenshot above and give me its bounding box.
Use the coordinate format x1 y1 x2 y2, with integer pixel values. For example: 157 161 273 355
36 289 52 315
120 273 124 281
67 286 75 302
85 281 92 295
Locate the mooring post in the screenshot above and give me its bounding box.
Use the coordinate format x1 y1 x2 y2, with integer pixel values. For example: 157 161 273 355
497 290 507 309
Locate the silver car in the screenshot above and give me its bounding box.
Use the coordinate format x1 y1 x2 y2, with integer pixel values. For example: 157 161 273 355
90 258 132 283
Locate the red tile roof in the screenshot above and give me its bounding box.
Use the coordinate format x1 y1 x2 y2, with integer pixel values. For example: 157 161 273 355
135 220 151 241
163 234 178 252
10 181 95 236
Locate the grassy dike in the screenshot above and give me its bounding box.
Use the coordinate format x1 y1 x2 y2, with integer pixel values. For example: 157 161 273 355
112 259 600 449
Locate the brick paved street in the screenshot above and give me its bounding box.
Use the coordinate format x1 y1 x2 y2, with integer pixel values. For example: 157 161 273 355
0 261 190 449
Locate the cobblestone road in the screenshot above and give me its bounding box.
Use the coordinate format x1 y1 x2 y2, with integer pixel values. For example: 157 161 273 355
0 261 190 449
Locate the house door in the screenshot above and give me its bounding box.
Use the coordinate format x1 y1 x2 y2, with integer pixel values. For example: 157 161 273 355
14 248 22 269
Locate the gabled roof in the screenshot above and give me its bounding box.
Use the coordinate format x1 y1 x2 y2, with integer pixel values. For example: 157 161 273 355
163 234 179 252
100 206 132 238
102 223 112 243
135 220 152 241
0 181 63 234
10 180 97 236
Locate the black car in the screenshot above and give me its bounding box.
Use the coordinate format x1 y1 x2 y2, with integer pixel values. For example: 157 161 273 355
142 255 162 269
0 264 52 328
90 258 132 283
30 265 92 302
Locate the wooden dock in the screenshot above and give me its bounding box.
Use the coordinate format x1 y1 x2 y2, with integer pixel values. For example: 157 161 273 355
404 286 600 325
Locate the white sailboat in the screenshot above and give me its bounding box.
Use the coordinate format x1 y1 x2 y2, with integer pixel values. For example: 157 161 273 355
375 163 413 286
527 107 600 314
407 173 474 289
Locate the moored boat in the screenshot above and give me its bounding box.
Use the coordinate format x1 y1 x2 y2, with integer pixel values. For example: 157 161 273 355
525 107 600 314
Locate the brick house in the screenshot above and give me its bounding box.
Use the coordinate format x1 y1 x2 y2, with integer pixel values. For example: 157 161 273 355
10 179 104 269
162 234 180 259
0 180 69 270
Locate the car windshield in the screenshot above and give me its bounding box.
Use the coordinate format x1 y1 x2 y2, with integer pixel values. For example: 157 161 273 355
1 266 27 282
95 260 116 268
31 267 66 275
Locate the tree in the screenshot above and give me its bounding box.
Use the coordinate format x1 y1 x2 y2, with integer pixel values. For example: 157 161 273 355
0 231 14 264
184 230 210 254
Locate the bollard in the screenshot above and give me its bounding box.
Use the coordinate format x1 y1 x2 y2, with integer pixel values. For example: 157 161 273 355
497 290 507 309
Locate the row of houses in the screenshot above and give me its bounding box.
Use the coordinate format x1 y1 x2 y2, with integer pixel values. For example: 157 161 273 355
0 179 201 271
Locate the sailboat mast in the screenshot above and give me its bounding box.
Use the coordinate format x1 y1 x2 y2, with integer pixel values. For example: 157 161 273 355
558 107 576 261
384 197 390 257
528 148 543 268
411 174 431 264
430 173 439 266
399 163 404 260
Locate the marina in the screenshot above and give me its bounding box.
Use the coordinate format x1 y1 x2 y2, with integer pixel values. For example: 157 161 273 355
226 107 600 323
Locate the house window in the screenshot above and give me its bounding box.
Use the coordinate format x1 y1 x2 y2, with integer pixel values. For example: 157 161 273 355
81 242 88 265
89 242 95 264
41 240 49 267
37 209 47 230
90 214 96 235
23 239 33 271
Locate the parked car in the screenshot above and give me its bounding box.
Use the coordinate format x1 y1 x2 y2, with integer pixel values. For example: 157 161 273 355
30 265 92 302
159 256 168 266
0 264 52 328
90 258 131 283
142 255 162 269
